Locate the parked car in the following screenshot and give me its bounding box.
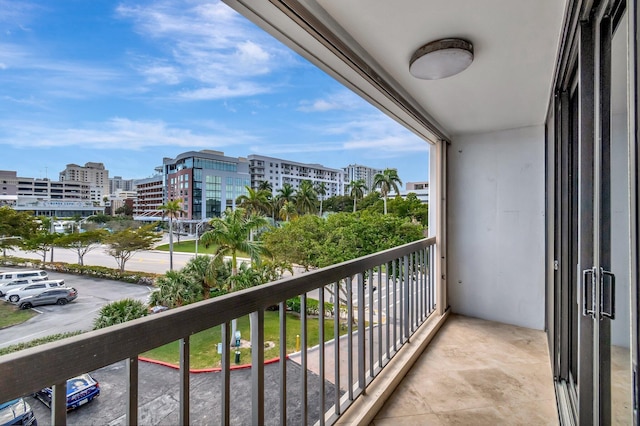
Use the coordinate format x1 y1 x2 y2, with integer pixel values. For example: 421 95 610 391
18 288 78 310
5 280 65 303
0 277 48 297
0 398 37 426
34 374 99 411
0 270 47 286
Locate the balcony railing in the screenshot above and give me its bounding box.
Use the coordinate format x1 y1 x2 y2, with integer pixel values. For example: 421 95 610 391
0 237 436 425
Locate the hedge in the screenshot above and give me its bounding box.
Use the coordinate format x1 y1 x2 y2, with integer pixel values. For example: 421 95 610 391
0 256 160 285
286 296 347 317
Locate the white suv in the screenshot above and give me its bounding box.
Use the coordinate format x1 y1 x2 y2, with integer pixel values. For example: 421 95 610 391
0 270 48 285
0 276 48 297
5 279 65 303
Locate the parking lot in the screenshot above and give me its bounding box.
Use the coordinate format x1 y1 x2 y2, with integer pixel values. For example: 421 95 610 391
0 268 153 349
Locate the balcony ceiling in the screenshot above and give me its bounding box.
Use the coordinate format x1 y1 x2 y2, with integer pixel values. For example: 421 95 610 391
225 0 568 141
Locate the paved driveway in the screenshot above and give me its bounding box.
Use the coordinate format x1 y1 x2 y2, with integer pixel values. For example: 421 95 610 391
0 269 153 349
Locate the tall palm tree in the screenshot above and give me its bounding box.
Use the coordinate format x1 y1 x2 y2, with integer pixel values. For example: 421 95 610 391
296 180 318 215
257 180 273 194
279 200 298 221
236 186 270 216
347 179 368 213
200 207 268 343
315 181 328 216
159 199 185 271
276 183 296 209
373 169 402 214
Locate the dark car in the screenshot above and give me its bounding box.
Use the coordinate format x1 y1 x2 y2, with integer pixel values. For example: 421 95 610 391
0 398 37 426
34 374 100 411
18 288 78 310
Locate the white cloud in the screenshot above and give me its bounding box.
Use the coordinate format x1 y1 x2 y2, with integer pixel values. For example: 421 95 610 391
116 0 295 97
298 90 362 112
177 82 271 100
0 117 258 149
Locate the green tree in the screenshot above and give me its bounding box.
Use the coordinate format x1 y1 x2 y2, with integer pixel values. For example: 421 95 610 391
200 207 269 343
296 180 317 215
22 217 60 265
105 224 161 272
373 168 402 215
93 299 148 330
257 180 273 193
115 204 133 217
276 183 296 210
279 200 297 222
182 255 228 298
322 195 352 213
56 229 108 265
315 181 328 216
236 186 270 216
0 207 38 257
159 199 185 271
347 179 368 213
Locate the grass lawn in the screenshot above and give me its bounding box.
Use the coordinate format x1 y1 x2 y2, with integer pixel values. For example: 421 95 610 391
0 301 36 328
142 311 345 369
155 240 249 257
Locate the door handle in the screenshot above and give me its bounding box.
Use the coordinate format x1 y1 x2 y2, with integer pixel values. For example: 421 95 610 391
582 268 596 318
600 268 615 319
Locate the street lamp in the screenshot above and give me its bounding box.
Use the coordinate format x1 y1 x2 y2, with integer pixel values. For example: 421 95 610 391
194 221 206 256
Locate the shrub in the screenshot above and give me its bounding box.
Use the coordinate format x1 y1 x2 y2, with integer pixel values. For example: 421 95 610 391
0 331 83 356
93 298 148 330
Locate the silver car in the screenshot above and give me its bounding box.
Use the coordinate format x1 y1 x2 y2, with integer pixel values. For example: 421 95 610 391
5 279 65 303
19 287 78 310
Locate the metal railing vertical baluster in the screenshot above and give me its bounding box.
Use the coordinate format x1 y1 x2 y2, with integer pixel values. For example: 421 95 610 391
52 381 67 426
404 254 410 341
357 273 366 391
368 269 374 379
377 267 382 370
127 357 138 426
333 281 341 416
318 285 325 426
392 259 397 352
221 322 230 426
279 301 287 426
251 309 265 426
301 294 308 426
347 277 353 401
180 337 190 426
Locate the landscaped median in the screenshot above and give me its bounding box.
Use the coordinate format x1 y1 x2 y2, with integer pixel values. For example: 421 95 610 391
0 300 36 329
0 255 160 284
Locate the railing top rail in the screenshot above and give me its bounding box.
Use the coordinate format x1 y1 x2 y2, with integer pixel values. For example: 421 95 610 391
0 236 434 402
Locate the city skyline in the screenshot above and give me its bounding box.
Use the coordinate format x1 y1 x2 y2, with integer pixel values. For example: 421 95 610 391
0 1 430 183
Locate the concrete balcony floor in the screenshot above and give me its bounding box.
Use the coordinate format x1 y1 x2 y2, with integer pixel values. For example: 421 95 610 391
372 315 558 425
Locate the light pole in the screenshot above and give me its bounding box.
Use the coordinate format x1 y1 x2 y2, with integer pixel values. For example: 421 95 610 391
194 221 206 256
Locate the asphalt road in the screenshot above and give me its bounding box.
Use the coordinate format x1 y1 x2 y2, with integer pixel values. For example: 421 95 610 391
0 269 153 349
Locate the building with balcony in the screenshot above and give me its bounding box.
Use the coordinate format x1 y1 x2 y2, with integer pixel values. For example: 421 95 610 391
132 174 163 220
163 150 251 220
248 154 345 197
1 1 638 425
342 164 382 194
59 162 109 204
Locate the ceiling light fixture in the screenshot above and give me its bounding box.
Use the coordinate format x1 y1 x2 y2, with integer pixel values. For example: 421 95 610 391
409 38 473 80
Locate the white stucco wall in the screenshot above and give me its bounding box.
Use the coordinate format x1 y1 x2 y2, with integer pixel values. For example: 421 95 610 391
447 125 546 330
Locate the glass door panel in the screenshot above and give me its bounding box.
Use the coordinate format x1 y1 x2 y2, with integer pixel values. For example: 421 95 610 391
607 8 632 424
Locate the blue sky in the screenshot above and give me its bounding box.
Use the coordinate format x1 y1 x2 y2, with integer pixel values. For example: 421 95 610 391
0 0 430 184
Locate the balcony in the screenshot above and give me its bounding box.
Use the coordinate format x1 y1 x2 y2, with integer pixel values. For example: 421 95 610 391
0 237 560 425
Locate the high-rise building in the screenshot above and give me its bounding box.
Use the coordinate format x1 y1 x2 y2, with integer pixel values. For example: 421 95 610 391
248 154 345 197
133 174 163 220
109 176 136 194
59 162 109 204
163 150 251 220
342 164 383 193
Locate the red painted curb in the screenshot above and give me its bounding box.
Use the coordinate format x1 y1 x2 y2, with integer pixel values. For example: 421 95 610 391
138 355 288 373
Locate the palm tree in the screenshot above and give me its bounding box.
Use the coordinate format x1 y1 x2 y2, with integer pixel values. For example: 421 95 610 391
279 200 298 221
296 180 317 215
236 186 270 216
159 199 185 271
347 179 368 213
315 181 328 216
373 169 402 214
200 207 269 343
257 180 273 193
276 183 296 210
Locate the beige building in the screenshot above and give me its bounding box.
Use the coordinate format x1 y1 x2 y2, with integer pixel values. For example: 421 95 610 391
59 162 109 204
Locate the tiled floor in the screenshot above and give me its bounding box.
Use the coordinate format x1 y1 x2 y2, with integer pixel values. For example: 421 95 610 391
372 315 558 426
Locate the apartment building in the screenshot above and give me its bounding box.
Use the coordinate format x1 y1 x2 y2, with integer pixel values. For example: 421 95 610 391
132 174 163 220
163 150 251 220
59 162 109 204
342 163 382 193
109 176 136 194
0 170 90 200
248 154 345 197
